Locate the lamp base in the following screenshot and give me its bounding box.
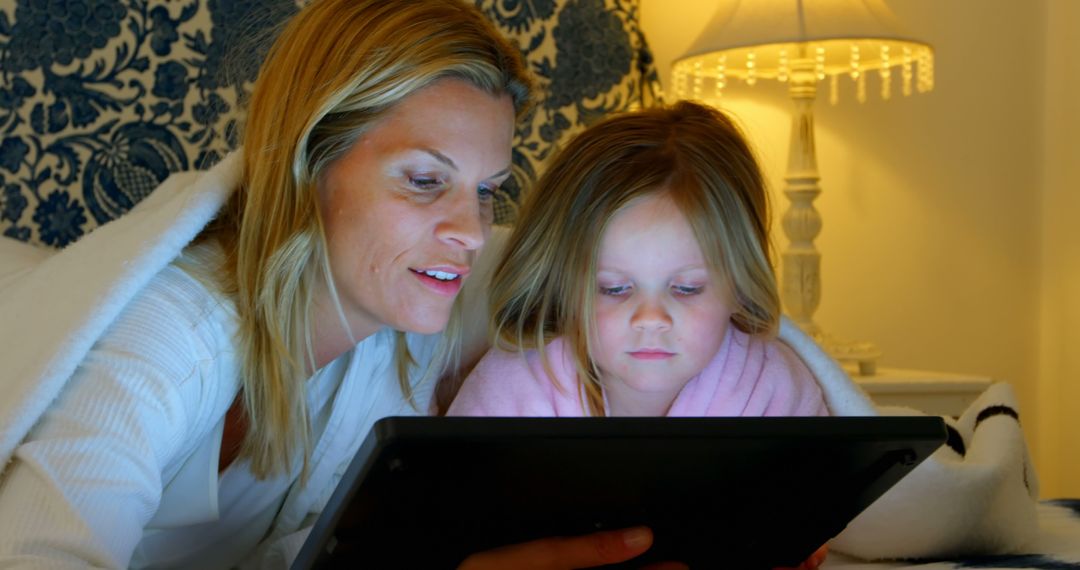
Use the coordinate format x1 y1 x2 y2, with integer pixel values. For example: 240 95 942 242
800 324 882 376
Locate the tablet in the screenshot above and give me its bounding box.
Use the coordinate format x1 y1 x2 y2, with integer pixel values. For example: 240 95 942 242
291 416 945 569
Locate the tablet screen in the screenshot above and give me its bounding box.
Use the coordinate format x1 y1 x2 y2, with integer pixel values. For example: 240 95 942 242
293 416 945 569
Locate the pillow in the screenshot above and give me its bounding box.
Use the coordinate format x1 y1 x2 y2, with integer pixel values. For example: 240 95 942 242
0 0 660 247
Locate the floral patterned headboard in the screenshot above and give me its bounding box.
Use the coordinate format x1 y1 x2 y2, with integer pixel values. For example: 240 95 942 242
0 0 659 248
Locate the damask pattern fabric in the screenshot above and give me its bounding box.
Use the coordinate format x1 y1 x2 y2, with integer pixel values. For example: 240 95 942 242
475 0 661 221
0 0 660 248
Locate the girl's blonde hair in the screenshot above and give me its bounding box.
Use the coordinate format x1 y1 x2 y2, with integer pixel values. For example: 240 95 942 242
198 0 533 479
490 101 777 416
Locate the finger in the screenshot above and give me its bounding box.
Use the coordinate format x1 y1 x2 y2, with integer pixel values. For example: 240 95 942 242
773 542 831 570
459 526 654 570
640 562 690 570
773 563 813 570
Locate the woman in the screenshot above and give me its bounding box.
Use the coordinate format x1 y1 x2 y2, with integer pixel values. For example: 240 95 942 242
0 0 657 567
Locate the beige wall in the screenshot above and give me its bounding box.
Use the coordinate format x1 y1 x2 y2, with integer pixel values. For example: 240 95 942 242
1038 0 1080 499
642 0 1077 496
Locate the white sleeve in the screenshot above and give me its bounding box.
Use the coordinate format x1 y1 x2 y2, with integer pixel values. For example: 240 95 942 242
0 268 234 568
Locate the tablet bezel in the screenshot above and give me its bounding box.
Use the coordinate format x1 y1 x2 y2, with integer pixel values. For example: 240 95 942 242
292 416 945 569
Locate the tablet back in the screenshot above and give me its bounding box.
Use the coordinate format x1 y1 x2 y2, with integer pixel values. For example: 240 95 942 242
292 416 945 570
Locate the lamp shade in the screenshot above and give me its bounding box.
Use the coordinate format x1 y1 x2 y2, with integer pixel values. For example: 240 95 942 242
673 0 933 103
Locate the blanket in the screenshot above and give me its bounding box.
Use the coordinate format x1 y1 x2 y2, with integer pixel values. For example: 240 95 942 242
824 500 1080 569
0 152 1044 562
0 152 237 469
780 318 1040 559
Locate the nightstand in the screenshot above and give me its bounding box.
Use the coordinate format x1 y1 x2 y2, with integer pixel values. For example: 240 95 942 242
847 367 993 417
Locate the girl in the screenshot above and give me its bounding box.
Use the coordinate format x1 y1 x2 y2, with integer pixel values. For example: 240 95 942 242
447 99 830 570
447 101 829 420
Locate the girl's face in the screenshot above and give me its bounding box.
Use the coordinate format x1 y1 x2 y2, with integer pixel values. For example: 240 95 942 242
318 78 515 343
591 192 736 416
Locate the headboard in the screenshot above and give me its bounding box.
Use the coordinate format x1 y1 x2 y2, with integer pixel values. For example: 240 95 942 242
0 0 660 248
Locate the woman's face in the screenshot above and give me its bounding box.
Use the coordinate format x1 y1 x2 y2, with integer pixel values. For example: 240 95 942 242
318 78 516 341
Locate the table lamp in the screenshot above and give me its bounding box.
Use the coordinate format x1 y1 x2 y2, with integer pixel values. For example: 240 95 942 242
672 0 933 375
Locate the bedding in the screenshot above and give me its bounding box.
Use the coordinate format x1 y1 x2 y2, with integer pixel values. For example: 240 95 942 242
825 500 1080 569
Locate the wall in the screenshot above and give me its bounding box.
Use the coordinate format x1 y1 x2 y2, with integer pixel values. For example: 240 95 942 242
1038 0 1080 499
641 1 1070 495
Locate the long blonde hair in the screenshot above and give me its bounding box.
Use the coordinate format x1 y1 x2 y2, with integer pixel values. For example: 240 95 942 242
198 0 533 479
490 101 777 416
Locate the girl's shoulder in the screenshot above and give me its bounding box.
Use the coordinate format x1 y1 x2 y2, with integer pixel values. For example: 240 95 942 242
447 337 581 416
483 337 577 387
728 327 810 373
757 332 810 371
750 331 829 416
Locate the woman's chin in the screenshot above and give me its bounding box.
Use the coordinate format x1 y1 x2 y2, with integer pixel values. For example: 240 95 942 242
395 313 452 336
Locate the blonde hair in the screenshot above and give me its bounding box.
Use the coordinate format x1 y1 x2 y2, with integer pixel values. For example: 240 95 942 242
490 101 777 416
197 0 533 479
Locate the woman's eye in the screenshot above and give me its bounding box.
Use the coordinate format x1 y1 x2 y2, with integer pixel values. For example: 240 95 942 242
409 175 445 191
599 285 631 297
477 183 498 201
672 285 704 296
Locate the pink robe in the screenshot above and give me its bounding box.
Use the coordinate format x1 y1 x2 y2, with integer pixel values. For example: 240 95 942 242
447 327 829 417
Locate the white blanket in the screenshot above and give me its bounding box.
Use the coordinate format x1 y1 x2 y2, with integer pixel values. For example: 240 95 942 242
780 319 1040 559
825 500 1080 569
0 153 1040 562
0 152 238 469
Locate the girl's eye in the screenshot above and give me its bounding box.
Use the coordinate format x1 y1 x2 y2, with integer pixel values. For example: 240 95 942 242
599 284 631 297
672 285 704 296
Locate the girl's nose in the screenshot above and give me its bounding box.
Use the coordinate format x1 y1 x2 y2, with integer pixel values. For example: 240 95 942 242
631 298 673 332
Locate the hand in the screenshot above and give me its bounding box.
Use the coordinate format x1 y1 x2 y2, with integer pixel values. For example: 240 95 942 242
458 526 679 570
774 544 829 570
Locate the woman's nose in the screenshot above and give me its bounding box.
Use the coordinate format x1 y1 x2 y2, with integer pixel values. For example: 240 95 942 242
435 186 487 250
631 298 673 332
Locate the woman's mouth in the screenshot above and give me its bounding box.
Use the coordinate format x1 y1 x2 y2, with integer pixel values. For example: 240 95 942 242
410 267 467 296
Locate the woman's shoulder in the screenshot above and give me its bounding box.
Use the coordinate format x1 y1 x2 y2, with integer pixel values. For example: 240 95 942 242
93 248 242 424
121 248 239 360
